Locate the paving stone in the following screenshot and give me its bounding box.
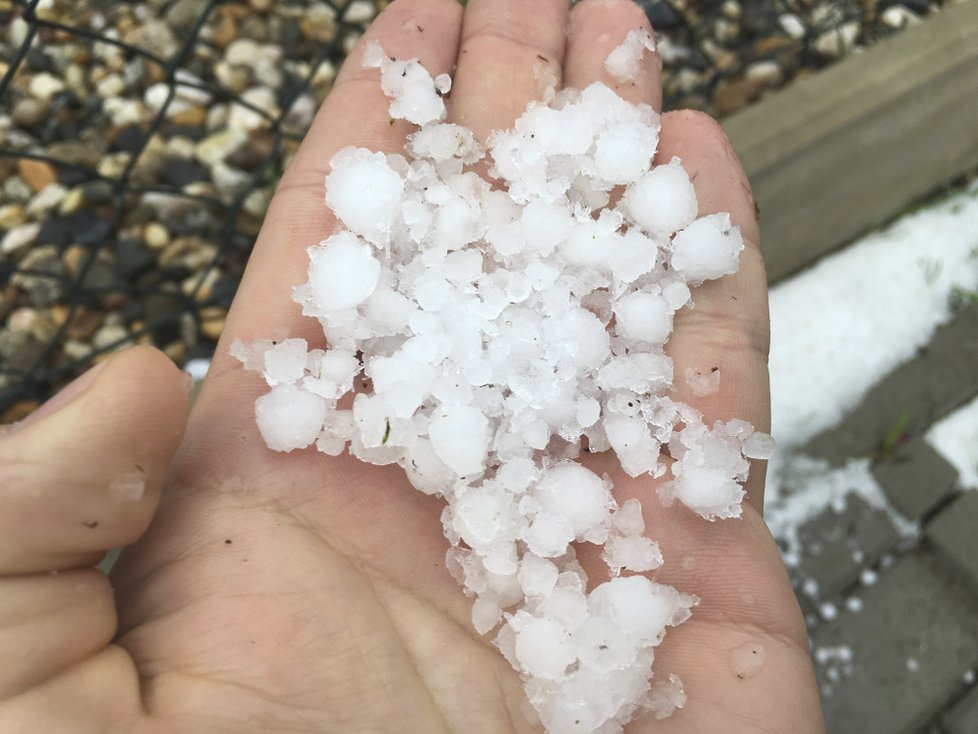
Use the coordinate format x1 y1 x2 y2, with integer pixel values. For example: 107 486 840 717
795 494 900 599
808 302 978 462
927 491 978 592
812 555 978 734
943 685 978 734
872 438 959 520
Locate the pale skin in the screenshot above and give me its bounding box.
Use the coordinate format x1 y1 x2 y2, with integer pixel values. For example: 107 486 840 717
0 0 826 731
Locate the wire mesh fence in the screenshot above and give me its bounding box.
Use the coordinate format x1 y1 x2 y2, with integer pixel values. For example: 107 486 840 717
0 0 941 420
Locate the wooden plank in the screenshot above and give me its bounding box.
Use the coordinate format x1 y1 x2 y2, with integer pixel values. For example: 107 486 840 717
723 0 978 283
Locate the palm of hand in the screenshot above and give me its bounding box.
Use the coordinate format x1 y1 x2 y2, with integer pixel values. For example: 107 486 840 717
2 1 823 732
112 427 819 733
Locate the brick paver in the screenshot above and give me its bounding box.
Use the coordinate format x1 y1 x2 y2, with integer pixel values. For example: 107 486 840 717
943 685 978 734
872 438 959 520
807 302 978 462
927 491 978 592
812 554 978 734
795 494 899 600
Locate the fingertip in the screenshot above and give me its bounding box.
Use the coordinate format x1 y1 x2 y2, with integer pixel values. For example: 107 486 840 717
0 347 191 573
565 0 661 109
658 109 760 248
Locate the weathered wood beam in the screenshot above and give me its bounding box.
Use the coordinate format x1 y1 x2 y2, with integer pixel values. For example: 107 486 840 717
723 0 978 283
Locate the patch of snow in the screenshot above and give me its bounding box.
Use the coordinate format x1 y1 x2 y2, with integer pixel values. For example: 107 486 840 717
925 393 978 489
769 185 978 451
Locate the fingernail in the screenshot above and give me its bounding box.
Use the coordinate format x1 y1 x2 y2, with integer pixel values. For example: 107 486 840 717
19 359 109 428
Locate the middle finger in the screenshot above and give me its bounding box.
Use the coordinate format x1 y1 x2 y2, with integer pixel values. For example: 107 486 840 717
450 0 571 142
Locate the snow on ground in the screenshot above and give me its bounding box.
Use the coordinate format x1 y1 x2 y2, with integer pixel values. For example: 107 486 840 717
769 183 978 451
926 393 978 490
765 182 978 549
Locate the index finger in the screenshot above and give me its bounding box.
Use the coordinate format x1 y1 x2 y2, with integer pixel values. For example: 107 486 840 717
661 110 771 511
214 0 464 358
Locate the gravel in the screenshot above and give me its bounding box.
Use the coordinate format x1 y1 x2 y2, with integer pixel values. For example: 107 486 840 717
0 0 947 420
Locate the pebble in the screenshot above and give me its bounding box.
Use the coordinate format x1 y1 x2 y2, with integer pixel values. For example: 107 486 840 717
47 141 102 168
169 0 208 28
206 103 230 131
3 177 34 203
229 86 279 131
115 238 157 279
165 135 196 161
195 127 248 167
92 323 130 351
199 306 227 341
160 237 218 270
27 310 59 342
8 307 39 333
745 60 783 88
17 159 58 192
28 72 66 101
214 60 252 94
103 97 145 127
164 340 188 363
300 3 338 42
211 161 252 198
345 0 377 24
209 9 238 49
1 223 41 255
11 97 50 127
814 21 860 58
243 189 271 218
184 267 218 300
0 203 26 230
284 94 317 132
10 246 67 306
124 20 180 60
26 184 68 218
170 105 208 127
57 187 86 216
882 6 921 29
712 76 762 116
96 73 126 99
143 222 171 250
778 13 806 40
161 157 209 188
66 310 104 341
61 244 88 277
7 16 30 49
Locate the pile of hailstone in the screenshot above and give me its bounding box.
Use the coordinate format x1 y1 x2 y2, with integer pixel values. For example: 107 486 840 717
235 37 774 734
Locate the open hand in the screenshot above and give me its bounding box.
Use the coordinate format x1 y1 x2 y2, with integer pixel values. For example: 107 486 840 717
0 1 824 731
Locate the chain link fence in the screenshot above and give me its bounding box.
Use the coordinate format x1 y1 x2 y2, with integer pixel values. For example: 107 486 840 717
0 0 939 420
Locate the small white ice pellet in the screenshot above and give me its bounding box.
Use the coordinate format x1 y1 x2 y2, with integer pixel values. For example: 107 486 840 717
604 28 656 83
533 464 613 539
307 232 381 311
514 616 577 680
429 405 491 477
325 148 404 245
671 212 745 284
663 463 745 520
614 290 672 344
255 384 328 452
622 160 698 238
